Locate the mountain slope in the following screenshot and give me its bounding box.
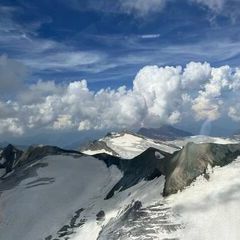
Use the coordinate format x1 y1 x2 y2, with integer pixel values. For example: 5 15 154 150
163 142 240 196
1 139 240 240
0 144 80 178
0 152 122 240
138 125 192 140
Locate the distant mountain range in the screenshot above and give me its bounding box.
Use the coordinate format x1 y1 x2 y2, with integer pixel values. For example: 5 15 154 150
138 125 193 140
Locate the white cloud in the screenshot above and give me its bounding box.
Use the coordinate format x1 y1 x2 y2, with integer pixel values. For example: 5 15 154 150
53 114 74 130
182 62 211 89
191 65 231 121
140 34 161 39
133 65 182 125
168 111 182 124
228 105 240 122
21 51 104 72
0 118 24 135
0 61 240 135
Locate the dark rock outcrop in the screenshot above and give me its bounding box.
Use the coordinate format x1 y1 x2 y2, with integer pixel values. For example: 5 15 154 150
0 144 81 179
103 148 171 199
96 210 105 221
96 142 240 198
18 145 81 166
0 144 23 177
81 140 119 156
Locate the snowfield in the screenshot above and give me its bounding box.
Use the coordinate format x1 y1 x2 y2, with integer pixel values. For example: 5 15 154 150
169 156 240 240
72 155 240 240
0 155 122 240
82 132 180 158
82 149 113 156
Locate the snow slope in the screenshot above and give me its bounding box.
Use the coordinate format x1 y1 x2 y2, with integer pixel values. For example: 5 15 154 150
1 139 240 240
75 156 240 240
0 155 122 240
82 132 180 158
168 156 240 240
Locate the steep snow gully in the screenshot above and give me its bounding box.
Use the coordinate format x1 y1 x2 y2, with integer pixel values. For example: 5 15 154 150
1 137 240 240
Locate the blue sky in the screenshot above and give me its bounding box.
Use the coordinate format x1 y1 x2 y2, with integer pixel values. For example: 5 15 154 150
1 0 240 145
1 0 240 89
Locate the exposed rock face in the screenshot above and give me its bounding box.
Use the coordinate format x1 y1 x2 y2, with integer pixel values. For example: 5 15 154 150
2 141 240 199
0 144 81 178
0 144 23 177
163 142 240 196
96 142 240 198
81 140 119 156
102 148 171 199
138 125 192 140
96 210 105 221
19 145 81 166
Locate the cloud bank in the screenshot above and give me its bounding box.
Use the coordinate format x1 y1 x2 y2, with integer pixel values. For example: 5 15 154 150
0 61 240 135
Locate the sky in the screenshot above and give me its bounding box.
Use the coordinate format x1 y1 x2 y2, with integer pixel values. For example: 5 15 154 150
1 0 240 145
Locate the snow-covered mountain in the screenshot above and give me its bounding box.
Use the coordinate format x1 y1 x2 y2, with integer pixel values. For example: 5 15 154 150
81 131 181 158
81 130 238 159
1 136 240 240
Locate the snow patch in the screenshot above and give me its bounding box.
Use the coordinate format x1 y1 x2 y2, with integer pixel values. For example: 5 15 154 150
91 132 179 159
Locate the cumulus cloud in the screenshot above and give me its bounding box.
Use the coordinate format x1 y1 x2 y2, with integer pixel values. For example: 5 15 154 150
182 62 211 89
0 61 240 135
191 65 231 121
228 105 240 122
0 118 24 135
